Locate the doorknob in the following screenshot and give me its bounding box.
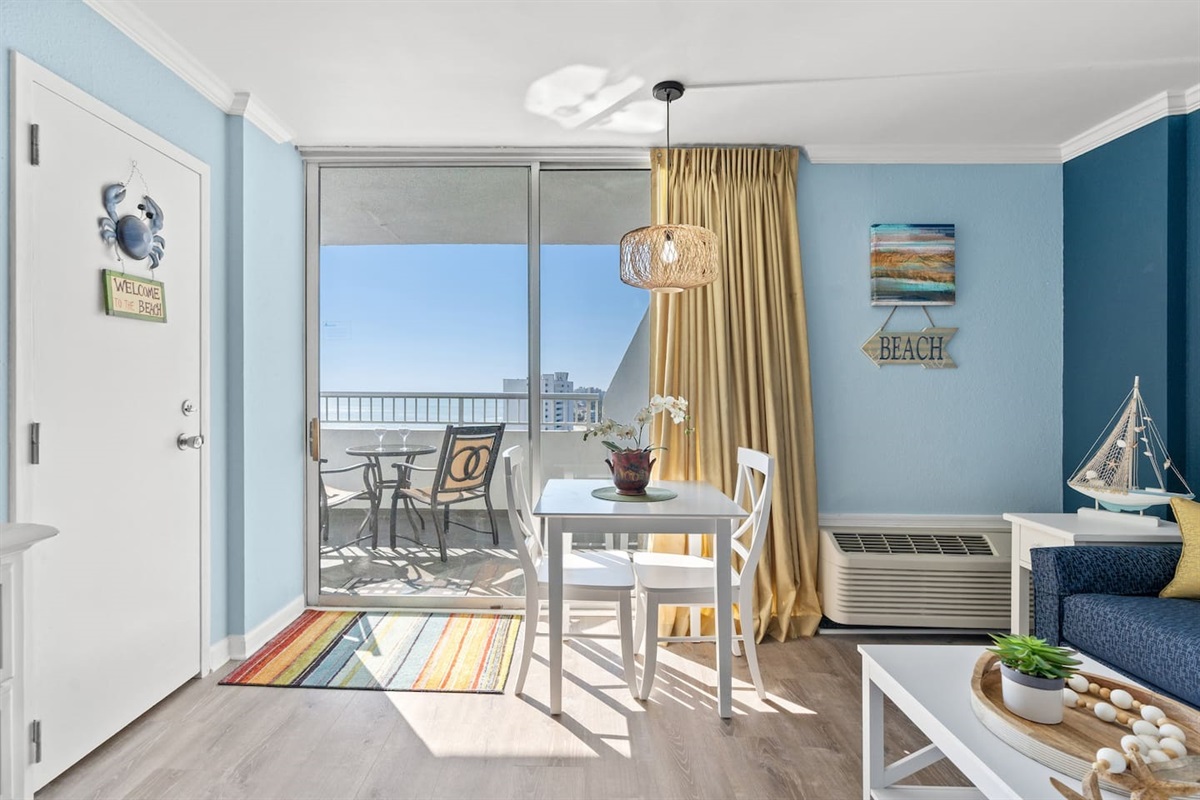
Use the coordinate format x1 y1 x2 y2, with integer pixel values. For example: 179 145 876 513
177 434 205 451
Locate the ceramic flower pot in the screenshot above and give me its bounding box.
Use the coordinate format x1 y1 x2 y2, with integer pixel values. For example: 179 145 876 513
606 449 655 495
999 665 1064 724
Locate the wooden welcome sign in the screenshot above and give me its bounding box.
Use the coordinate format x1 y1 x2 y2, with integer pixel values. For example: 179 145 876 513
861 326 957 369
102 269 166 323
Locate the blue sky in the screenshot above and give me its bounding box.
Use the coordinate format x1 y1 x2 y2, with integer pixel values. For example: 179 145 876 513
320 244 648 393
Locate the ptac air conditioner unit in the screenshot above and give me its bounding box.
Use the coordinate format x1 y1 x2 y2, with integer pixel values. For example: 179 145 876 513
819 525 1012 629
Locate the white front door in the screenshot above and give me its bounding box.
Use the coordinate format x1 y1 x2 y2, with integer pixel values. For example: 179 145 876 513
10 56 209 789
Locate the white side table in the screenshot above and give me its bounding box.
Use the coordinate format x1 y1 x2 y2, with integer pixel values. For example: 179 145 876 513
1002 512 1180 635
0 523 57 800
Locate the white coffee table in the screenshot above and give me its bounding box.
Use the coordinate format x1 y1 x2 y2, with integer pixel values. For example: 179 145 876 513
860 644 1128 800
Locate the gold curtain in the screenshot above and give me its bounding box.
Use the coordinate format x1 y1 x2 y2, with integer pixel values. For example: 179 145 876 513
649 147 822 641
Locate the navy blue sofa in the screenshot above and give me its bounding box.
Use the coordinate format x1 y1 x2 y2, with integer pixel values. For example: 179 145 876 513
1032 545 1199 709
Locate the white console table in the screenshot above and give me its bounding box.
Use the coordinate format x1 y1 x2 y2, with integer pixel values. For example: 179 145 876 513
1003 512 1180 636
1 523 58 800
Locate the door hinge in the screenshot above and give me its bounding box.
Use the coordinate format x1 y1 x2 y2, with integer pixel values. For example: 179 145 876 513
30 422 41 465
30 123 39 165
31 719 42 763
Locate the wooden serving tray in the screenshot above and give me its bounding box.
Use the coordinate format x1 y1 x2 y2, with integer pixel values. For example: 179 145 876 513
970 652 1200 793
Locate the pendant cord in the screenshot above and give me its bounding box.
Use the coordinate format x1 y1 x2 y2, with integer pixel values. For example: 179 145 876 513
665 97 671 224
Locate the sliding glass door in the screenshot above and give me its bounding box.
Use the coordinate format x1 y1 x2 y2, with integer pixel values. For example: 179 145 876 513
537 170 650 552
305 158 648 607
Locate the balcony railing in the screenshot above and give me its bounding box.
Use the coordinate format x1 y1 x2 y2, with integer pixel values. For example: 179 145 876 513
319 391 603 429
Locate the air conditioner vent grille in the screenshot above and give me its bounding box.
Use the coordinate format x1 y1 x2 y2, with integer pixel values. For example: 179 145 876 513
831 531 994 557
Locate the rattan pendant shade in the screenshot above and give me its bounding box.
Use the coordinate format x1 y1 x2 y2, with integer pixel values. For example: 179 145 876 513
619 81 719 293
619 223 719 293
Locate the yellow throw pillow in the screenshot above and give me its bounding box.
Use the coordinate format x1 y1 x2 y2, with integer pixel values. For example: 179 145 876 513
1161 497 1200 599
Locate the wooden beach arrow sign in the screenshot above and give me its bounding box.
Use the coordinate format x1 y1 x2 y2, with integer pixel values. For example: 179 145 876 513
861 326 957 369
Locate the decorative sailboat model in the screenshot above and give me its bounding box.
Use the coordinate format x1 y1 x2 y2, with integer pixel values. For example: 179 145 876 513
1068 376 1193 517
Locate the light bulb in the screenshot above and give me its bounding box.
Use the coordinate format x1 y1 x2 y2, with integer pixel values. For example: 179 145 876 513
661 236 678 264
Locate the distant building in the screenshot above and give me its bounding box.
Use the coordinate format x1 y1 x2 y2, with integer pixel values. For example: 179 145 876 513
502 373 602 429
573 386 605 423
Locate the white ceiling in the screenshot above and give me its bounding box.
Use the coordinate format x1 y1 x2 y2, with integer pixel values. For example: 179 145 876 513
115 0 1200 154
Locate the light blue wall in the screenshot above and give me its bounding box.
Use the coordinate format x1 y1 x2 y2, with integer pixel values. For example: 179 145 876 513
798 160 1064 513
227 118 305 632
1 0 305 643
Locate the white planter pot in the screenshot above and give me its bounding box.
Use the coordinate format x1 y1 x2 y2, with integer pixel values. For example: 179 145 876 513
1000 665 1064 724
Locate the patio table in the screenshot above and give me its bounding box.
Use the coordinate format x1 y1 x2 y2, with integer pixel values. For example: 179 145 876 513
344 443 436 546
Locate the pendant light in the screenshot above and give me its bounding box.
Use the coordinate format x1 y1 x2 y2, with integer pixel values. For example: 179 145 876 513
619 81 719 293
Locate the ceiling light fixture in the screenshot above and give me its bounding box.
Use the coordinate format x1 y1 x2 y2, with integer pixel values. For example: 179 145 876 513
619 81 719 293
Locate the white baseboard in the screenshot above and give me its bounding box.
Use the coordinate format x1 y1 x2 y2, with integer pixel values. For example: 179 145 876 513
209 637 231 671
229 595 307 661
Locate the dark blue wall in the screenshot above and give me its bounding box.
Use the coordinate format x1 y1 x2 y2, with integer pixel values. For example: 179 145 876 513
1189 110 1200 498
1062 117 1190 512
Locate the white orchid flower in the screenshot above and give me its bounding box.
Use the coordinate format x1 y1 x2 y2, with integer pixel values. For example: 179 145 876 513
579 396 690 451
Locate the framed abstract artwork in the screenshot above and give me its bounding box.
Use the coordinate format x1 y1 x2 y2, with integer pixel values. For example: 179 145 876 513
870 223 955 306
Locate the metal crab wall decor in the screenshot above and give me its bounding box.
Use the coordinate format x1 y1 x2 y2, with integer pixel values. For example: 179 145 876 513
99 183 166 270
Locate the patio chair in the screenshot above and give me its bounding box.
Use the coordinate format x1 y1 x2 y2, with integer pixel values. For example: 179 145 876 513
318 458 371 543
389 423 505 562
632 446 775 700
502 446 638 697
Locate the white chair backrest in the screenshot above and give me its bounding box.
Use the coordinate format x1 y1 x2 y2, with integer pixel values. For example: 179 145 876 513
502 446 542 586
731 446 775 580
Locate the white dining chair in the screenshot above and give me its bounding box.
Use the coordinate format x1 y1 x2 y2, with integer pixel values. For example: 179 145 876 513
502 446 639 697
632 447 775 700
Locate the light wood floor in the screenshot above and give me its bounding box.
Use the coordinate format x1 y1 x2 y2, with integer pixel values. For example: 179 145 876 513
38 627 978 800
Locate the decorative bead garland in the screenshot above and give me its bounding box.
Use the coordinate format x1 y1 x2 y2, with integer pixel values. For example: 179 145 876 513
1061 674 1189 775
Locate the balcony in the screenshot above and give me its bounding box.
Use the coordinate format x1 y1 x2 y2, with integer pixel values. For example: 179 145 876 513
318 390 639 601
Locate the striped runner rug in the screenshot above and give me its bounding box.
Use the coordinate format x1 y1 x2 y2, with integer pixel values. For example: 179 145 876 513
220 610 521 693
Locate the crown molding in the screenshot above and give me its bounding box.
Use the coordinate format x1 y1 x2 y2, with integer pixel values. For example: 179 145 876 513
230 93 296 145
1060 88 1195 162
802 144 1062 164
83 0 294 143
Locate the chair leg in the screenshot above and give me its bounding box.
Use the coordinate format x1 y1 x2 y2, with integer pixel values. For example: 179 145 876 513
634 588 647 656
740 600 765 699
403 499 422 543
443 505 451 535
389 492 399 548
515 593 538 695
431 506 448 562
484 494 500 546
617 593 638 698
638 594 659 701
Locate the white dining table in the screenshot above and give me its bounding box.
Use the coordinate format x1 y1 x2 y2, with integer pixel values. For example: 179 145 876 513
533 478 748 718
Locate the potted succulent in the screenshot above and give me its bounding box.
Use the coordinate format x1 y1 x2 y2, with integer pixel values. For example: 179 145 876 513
988 633 1081 724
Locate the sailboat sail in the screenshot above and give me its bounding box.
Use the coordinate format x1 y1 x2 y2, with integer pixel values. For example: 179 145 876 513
1067 377 1193 512
1069 397 1138 494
